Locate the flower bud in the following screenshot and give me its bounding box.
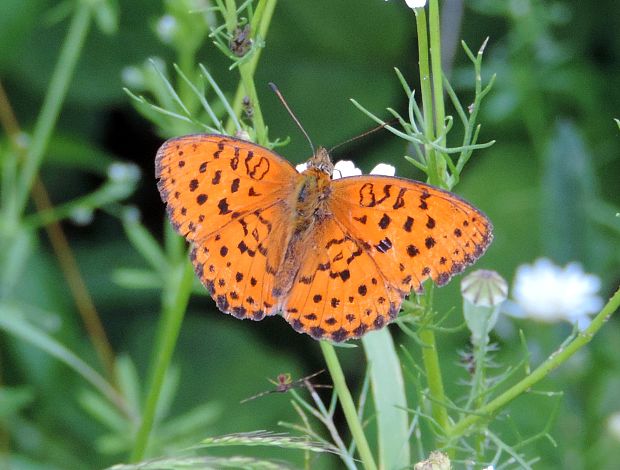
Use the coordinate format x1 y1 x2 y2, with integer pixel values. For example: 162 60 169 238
107 162 141 185
156 15 177 44
461 270 508 346
69 207 94 226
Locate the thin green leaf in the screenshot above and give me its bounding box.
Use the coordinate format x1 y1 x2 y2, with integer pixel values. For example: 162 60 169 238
109 455 295 470
196 431 337 454
362 329 411 469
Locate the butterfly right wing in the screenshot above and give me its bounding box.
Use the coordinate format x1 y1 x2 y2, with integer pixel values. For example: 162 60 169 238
329 175 493 294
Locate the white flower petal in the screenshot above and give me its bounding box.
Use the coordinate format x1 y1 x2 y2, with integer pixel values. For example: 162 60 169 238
385 0 427 9
295 162 308 173
405 0 427 8
511 258 603 326
333 160 362 179
370 163 396 176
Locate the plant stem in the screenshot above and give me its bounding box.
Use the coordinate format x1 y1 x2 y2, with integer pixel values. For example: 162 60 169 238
320 342 378 470
15 2 92 218
448 286 620 440
418 327 450 434
428 0 445 136
130 260 195 461
428 0 447 176
414 7 440 187
239 64 267 145
414 3 451 443
470 341 487 459
225 0 277 136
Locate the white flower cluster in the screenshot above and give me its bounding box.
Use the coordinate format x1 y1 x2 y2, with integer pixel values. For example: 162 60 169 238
296 160 396 178
507 258 603 329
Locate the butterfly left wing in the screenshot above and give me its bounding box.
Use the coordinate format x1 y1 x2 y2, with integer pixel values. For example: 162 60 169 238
329 175 493 295
190 201 294 320
156 134 298 243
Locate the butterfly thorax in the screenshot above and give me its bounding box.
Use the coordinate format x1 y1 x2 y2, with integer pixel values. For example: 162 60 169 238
293 148 333 233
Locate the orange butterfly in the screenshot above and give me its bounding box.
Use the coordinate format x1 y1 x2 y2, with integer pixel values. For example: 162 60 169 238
156 135 493 341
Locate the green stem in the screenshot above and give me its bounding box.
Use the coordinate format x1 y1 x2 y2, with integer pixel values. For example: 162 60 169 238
130 260 195 461
239 64 267 145
224 0 277 136
471 341 487 459
414 7 440 187
15 3 92 218
224 0 238 34
448 286 620 440
428 0 448 183
320 342 378 470
428 0 445 138
418 327 450 434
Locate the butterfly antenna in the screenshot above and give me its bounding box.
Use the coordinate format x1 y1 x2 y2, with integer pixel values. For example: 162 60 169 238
328 118 398 154
269 82 315 155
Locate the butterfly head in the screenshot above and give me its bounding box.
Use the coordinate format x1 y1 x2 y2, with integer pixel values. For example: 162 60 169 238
306 147 334 176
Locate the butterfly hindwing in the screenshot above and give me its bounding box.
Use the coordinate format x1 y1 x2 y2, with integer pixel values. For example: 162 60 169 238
190 201 294 320
283 217 403 342
329 175 493 295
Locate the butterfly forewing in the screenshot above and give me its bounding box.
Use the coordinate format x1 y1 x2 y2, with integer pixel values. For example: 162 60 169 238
156 134 298 242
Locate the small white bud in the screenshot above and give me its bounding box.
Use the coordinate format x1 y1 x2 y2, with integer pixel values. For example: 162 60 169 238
156 15 177 44
121 66 145 89
462 270 508 346
69 207 94 226
107 162 141 184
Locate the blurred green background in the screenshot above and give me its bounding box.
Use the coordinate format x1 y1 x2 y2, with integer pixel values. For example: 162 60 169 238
1 0 619 468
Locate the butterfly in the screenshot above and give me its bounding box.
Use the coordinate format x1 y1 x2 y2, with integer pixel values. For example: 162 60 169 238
156 134 493 342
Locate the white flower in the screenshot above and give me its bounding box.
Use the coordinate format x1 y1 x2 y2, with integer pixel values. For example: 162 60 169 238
506 258 603 329
369 163 396 176
108 162 141 184
608 412 620 442
235 129 251 141
156 15 177 44
69 207 94 226
296 160 396 178
461 270 508 308
333 160 362 178
121 66 145 88
385 0 427 9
